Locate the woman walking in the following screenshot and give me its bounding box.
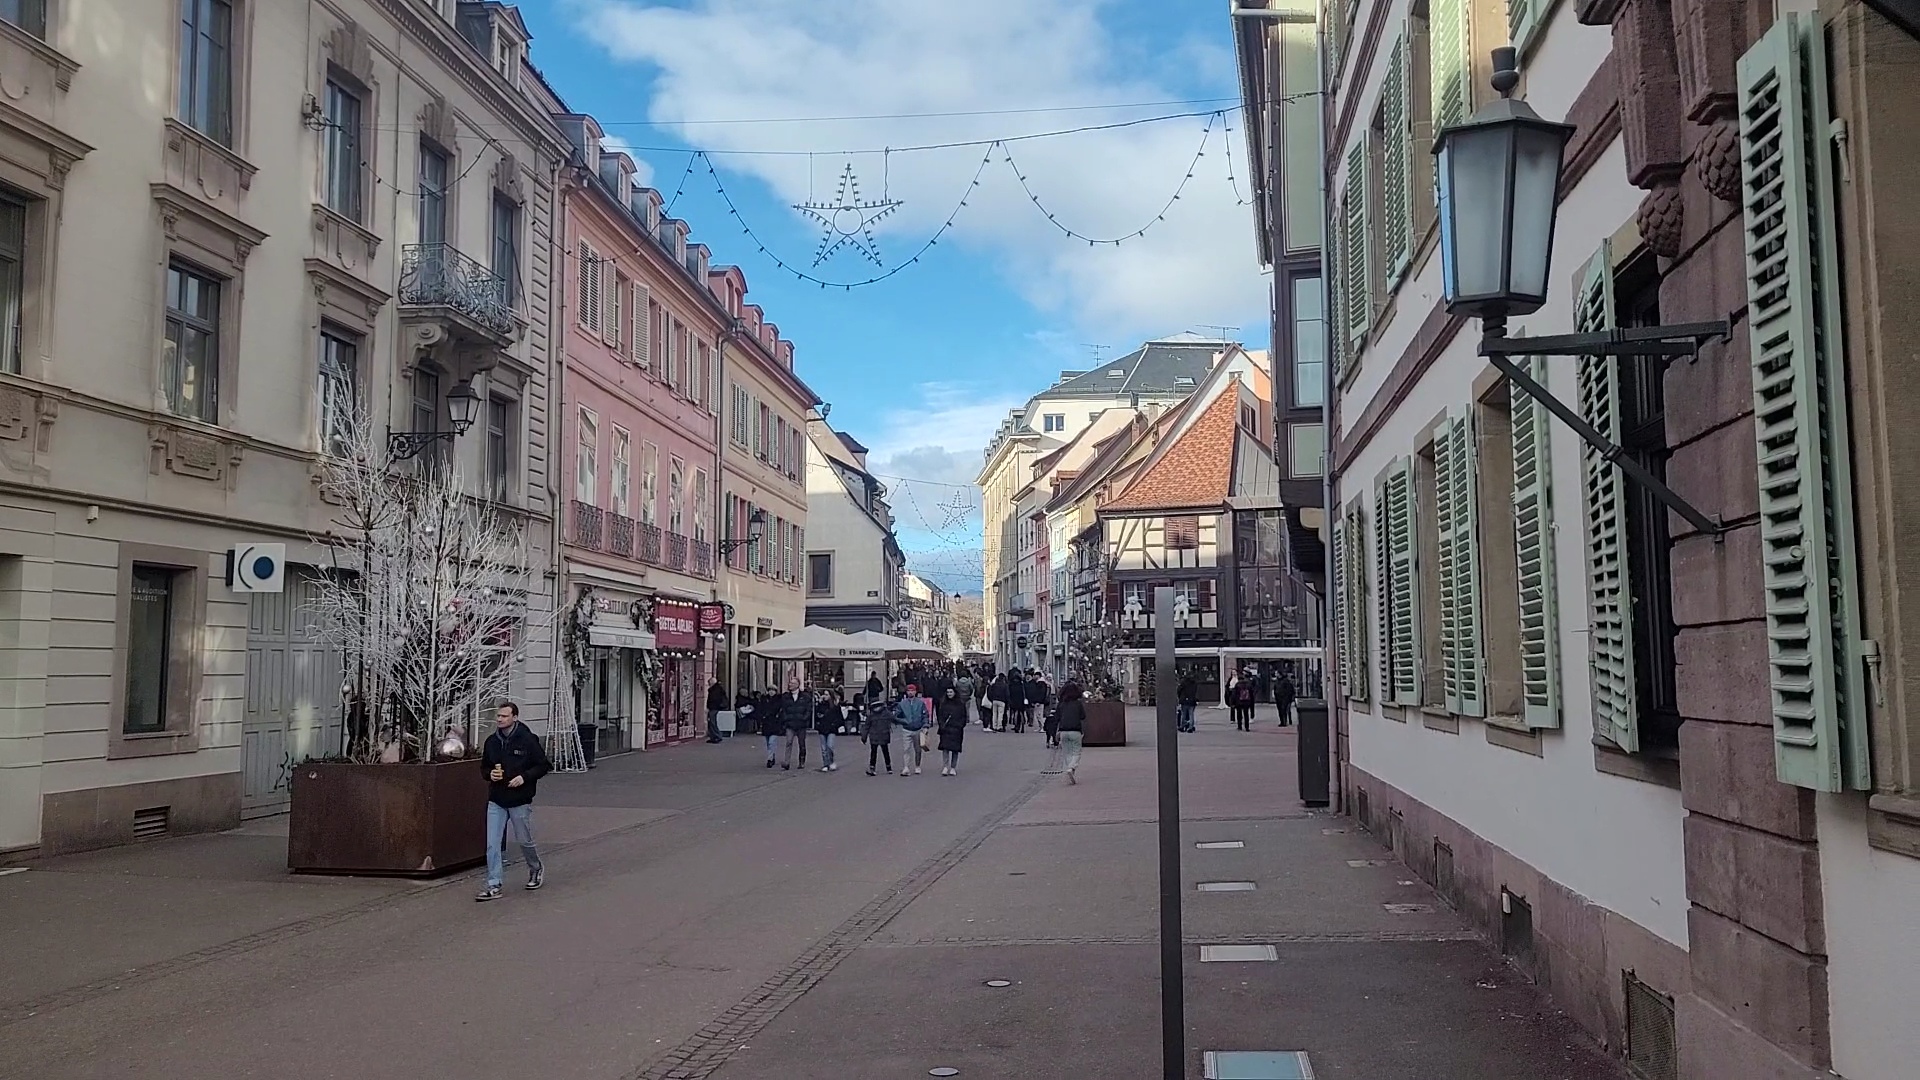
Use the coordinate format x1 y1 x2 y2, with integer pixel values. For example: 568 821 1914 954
893 684 933 776
1055 680 1087 785
935 687 969 775
863 694 895 775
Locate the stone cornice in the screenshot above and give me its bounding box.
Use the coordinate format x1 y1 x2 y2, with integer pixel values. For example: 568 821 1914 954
370 0 570 157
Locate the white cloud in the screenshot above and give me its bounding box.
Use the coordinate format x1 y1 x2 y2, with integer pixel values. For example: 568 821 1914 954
598 134 656 187
569 0 1268 339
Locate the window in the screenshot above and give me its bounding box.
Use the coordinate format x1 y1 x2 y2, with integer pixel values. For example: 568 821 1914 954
163 261 220 423
576 242 601 333
756 402 770 459
640 442 658 526
633 291 653 367
1042 413 1065 433
1240 402 1259 433
747 503 762 573
1616 256 1681 751
575 407 597 505
610 427 631 517
418 142 449 246
317 328 358 457
0 195 26 375
1412 439 1445 709
2 0 46 38
697 341 713 411
177 0 234 146
411 367 445 475
662 316 678 389
1292 274 1325 408
1376 459 1420 705
809 552 832 596
774 516 787 580
608 272 626 351
1165 515 1199 550
492 195 519 307
1472 378 1543 726
669 457 685 535
694 468 709 543
731 384 751 445
486 396 513 502
1290 423 1325 478
124 565 179 735
323 79 363 221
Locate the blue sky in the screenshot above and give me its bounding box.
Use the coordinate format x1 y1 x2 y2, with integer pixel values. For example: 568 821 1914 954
520 0 1272 595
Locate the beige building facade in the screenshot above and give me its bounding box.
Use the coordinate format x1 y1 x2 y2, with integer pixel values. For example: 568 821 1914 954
0 0 565 857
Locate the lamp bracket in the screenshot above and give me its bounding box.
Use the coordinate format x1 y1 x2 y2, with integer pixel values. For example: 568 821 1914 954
387 431 456 461
1477 320 1730 359
1481 346 1728 542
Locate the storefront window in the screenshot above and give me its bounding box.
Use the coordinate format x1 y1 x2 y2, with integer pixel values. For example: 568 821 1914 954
587 647 633 755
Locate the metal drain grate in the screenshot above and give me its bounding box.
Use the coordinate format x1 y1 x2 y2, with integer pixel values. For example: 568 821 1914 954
132 805 170 841
1625 971 1678 1080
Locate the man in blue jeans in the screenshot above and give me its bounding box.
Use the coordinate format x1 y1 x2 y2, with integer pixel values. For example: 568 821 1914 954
478 701 549 901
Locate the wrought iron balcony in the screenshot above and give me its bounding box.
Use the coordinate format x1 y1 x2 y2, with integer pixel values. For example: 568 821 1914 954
638 522 663 565
399 243 519 340
571 502 604 550
606 512 635 557
691 540 714 578
665 531 689 571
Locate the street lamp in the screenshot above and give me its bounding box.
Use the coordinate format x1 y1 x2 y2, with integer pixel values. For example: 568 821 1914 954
1434 47 1575 323
1443 47 1730 538
388 379 482 461
717 507 766 556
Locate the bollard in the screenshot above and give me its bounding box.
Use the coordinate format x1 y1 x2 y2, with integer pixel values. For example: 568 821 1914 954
1296 698 1330 808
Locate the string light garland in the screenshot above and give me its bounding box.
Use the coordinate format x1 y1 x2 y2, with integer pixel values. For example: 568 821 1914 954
1000 111 1221 247
1221 115 1251 208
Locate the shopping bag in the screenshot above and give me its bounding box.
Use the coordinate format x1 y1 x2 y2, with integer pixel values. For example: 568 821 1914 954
919 727 934 752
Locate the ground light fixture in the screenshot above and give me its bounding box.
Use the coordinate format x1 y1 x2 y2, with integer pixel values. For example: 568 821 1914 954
388 379 482 461
1437 46 1731 538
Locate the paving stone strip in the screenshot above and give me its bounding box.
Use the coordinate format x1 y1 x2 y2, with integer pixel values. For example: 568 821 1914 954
0 775 792 1026
862 930 1484 948
624 772 1051 1080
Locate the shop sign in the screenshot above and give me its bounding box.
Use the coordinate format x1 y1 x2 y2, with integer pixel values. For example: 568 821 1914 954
697 602 727 633
654 600 699 652
756 616 774 628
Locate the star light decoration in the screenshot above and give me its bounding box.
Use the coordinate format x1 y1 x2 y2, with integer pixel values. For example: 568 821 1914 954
794 163 903 268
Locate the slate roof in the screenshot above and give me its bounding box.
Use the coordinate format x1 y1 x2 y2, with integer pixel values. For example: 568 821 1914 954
1038 335 1226 400
1100 383 1242 513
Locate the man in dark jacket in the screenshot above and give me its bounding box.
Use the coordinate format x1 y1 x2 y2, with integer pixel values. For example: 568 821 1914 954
778 685 813 770
478 701 549 901
1274 670 1297 727
705 680 729 742
1176 673 1199 733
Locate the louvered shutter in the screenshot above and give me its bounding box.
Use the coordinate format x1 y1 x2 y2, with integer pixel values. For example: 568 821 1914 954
1508 0 1542 60
1375 473 1395 704
1738 14 1869 792
1381 33 1413 282
1329 205 1349 380
576 241 596 331
633 284 651 367
1511 355 1561 728
1430 0 1471 172
1436 410 1485 716
1343 143 1369 346
1343 501 1372 702
1572 241 1638 751
1334 513 1351 695
1381 459 1419 706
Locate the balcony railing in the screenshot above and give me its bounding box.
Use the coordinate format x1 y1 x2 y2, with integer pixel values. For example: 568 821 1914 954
665 531 689 571
571 502 604 550
638 522 663 565
398 243 518 339
607 512 635 557
691 540 714 578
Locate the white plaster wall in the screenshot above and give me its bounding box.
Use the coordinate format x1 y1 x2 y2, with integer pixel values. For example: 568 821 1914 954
803 441 884 605
1817 796 1920 1080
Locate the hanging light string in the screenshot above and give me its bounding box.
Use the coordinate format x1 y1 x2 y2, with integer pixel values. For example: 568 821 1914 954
702 143 998 290
1221 112 1251 208
1000 111 1222 247
661 151 699 214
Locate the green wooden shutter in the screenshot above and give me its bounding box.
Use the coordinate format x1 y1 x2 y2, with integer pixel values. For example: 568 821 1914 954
1343 143 1369 346
1511 355 1561 728
1329 201 1349 380
1375 472 1395 704
1350 502 1372 702
1572 241 1638 751
1438 409 1486 717
1334 511 1353 697
1508 0 1542 62
1327 0 1345 76
1737 14 1870 792
1430 0 1471 148
1381 459 1419 705
1381 33 1412 281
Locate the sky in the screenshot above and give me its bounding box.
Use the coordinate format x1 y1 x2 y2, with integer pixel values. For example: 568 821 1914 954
522 0 1272 595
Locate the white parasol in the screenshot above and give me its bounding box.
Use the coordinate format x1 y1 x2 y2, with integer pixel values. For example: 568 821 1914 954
746 624 888 660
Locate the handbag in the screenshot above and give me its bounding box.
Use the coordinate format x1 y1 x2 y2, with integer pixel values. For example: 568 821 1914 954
919 726 934 752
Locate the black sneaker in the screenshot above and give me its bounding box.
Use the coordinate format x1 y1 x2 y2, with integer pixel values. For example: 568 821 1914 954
766 759 775 768
475 886 502 902
525 870 544 891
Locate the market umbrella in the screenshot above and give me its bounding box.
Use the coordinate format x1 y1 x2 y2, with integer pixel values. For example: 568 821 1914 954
747 624 888 660
844 630 948 659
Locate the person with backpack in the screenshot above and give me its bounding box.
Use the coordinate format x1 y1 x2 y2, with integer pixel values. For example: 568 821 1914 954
954 667 977 728
893 684 933 776
1229 669 1257 731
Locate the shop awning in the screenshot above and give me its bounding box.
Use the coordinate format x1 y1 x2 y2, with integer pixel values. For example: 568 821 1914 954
749 624 888 660
590 625 656 650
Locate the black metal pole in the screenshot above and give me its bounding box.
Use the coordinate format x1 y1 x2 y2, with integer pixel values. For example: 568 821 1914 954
1153 586 1184 1078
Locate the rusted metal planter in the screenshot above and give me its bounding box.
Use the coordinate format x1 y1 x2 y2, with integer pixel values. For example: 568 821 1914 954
1082 699 1128 747
288 759 486 876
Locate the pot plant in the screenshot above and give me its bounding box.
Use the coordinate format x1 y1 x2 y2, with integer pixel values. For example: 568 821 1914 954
289 417 548 876
1070 623 1128 747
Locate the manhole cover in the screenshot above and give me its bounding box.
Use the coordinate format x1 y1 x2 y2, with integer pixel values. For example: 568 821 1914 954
985 979 1012 987
1197 880 1257 892
1199 944 1278 962
1196 841 1245 849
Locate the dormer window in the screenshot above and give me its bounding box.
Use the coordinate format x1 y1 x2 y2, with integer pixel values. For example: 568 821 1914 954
1173 376 1195 389
1107 367 1126 378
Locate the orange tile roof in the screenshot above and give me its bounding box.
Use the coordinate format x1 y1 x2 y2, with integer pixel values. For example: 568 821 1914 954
1100 385 1241 512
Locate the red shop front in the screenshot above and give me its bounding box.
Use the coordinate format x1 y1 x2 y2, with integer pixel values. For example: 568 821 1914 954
648 599 703 745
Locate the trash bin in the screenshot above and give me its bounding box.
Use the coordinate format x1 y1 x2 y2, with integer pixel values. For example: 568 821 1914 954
1296 698 1329 808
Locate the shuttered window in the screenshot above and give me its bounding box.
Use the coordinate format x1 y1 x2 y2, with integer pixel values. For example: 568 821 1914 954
1436 410 1485 717
1509 0 1545 60
1337 501 1372 702
1572 241 1640 751
1377 459 1420 706
1381 34 1413 282
632 283 651 366
1329 204 1349 381
576 241 600 333
1342 143 1370 347
1429 0 1471 185
1511 355 1561 727
1737 13 1870 791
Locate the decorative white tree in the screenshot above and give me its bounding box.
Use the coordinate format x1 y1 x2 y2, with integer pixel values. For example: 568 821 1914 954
305 416 548 764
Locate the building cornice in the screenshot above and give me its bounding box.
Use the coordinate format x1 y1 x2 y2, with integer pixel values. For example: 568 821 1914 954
370 0 570 155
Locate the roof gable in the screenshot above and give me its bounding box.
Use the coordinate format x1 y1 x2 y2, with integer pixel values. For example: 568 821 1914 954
1101 380 1244 513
